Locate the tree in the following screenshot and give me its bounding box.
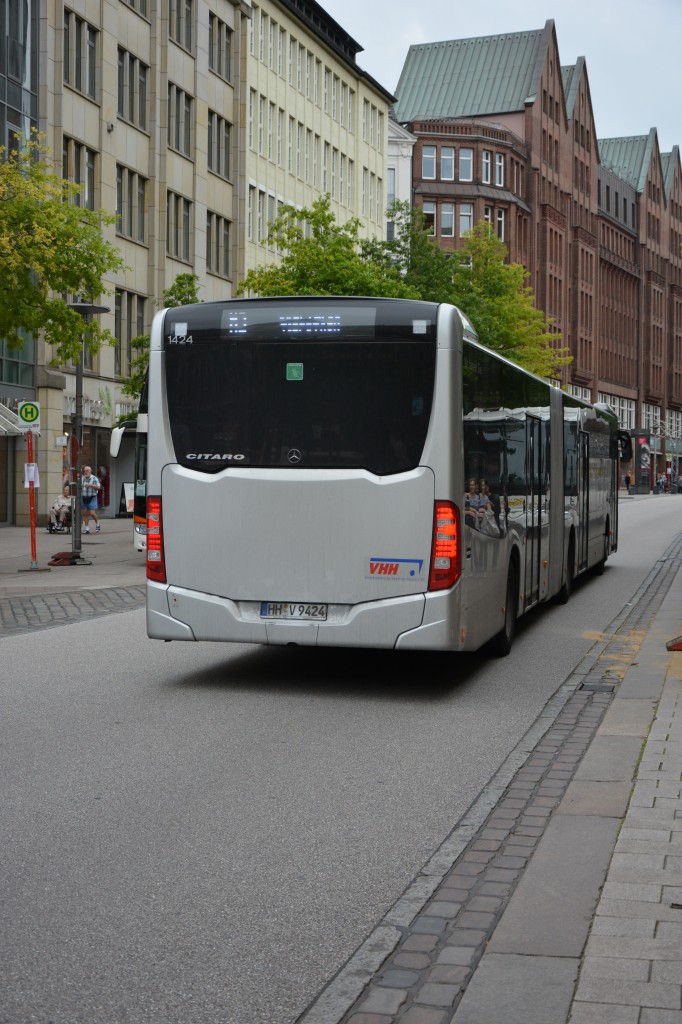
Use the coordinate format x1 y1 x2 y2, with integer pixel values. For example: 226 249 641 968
361 201 456 304
450 223 571 378
367 204 570 378
235 194 417 299
0 132 124 364
119 273 202 403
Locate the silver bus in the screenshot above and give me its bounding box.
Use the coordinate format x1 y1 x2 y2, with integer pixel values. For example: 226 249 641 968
145 297 623 655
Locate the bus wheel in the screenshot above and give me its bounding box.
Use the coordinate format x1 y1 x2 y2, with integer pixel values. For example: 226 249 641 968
491 564 518 657
556 535 575 604
594 528 610 576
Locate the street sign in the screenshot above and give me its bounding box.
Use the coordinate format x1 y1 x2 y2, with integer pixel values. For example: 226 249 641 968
18 401 41 432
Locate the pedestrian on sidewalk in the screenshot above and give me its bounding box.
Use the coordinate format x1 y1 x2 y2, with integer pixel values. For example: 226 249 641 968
81 465 101 534
624 472 631 493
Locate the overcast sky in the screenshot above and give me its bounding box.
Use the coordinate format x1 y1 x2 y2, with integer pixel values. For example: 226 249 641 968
321 0 681 154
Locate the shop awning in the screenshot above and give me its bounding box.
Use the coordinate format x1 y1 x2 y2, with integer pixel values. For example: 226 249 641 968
0 403 22 435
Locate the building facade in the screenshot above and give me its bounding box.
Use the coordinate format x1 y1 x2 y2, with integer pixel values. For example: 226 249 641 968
0 0 393 524
394 20 682 483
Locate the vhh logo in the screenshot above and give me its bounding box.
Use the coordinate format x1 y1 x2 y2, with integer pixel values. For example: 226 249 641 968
370 562 400 576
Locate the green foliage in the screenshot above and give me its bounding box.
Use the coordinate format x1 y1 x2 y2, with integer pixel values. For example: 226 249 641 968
373 207 570 378
0 132 124 364
236 196 570 379
236 195 417 299
118 273 202 402
450 224 571 378
362 201 455 303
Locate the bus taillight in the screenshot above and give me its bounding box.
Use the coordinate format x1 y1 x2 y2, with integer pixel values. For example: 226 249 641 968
429 501 461 591
146 495 166 583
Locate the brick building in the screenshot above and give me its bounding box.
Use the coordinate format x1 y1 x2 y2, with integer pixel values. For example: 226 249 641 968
393 19 682 480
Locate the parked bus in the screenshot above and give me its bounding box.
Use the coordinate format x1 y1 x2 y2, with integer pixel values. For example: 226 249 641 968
145 297 626 655
109 380 148 552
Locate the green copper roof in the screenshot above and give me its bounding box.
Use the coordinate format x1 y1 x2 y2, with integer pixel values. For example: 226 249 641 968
393 21 554 123
599 131 657 193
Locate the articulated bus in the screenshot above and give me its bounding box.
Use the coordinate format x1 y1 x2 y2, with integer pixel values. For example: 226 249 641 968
145 297 626 656
109 382 148 551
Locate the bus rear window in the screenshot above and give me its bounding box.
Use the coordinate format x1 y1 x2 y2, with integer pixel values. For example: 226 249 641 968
163 298 437 475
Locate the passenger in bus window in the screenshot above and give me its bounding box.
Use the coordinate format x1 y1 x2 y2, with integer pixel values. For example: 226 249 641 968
464 478 480 529
479 478 502 537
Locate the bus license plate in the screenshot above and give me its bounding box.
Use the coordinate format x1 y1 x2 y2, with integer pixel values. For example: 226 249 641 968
260 601 327 621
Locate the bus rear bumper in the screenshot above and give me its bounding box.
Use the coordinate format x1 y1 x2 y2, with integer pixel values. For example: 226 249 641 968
146 581 454 648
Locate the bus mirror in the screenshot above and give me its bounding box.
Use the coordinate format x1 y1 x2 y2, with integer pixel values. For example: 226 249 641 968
617 430 632 462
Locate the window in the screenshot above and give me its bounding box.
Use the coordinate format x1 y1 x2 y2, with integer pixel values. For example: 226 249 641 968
117 49 148 130
258 94 265 154
121 0 147 15
422 146 436 179
63 137 97 211
166 191 192 261
482 150 491 184
114 290 146 378
484 205 493 223
64 9 98 99
258 11 265 62
459 148 473 182
441 147 454 180
116 165 147 242
208 111 231 178
459 202 473 237
0 334 34 387
495 153 505 187
206 212 230 277
248 90 255 149
169 0 193 50
268 102 274 160
387 167 395 207
422 201 436 234
167 84 193 157
247 186 255 240
208 14 232 80
441 202 454 237
496 208 505 239
257 189 264 242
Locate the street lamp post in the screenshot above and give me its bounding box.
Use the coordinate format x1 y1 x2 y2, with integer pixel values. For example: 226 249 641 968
67 301 109 565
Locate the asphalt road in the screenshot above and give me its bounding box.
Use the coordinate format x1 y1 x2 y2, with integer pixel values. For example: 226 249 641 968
1 495 680 1024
